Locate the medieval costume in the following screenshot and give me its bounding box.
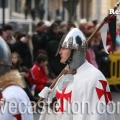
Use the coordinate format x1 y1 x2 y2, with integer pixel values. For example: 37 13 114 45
0 37 33 120
38 28 115 120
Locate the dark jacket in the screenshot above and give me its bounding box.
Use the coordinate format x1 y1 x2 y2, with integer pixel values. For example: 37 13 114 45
9 41 33 68
46 40 65 76
32 31 46 59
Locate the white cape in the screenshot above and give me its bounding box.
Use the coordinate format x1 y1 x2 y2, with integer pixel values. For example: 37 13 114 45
39 61 114 120
0 85 34 120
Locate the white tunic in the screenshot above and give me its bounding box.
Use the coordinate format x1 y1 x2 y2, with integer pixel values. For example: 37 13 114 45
39 61 115 120
0 85 34 120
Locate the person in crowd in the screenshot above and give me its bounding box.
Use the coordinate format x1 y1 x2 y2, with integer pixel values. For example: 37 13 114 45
106 32 114 52
66 21 76 32
3 25 16 44
86 38 98 68
116 21 120 51
13 31 21 41
10 33 33 68
11 52 39 102
11 52 23 71
92 20 98 26
0 29 7 41
79 19 88 36
45 22 66 76
87 22 95 37
45 22 61 47
59 22 67 34
32 21 47 60
94 32 110 77
0 36 34 120
28 53 52 97
46 38 65 76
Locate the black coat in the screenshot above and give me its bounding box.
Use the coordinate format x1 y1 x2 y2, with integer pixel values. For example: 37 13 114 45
32 31 47 59
10 41 33 68
46 40 65 76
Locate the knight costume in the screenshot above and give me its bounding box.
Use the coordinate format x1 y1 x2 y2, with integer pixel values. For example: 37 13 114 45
38 28 114 120
0 36 33 120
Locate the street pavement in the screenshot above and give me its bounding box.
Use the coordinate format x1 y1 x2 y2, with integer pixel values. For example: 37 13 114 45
34 92 120 120
112 92 120 120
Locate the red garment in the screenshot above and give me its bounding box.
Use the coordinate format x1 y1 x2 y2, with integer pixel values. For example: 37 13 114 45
28 62 48 92
106 34 112 52
106 33 116 52
86 48 98 68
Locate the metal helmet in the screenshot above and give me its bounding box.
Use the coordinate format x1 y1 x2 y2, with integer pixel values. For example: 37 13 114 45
57 28 87 70
0 36 12 76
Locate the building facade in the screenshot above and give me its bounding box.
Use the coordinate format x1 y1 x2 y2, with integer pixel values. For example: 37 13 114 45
1 0 119 22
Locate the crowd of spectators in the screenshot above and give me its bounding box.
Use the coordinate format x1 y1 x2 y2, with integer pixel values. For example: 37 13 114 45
1 18 120 102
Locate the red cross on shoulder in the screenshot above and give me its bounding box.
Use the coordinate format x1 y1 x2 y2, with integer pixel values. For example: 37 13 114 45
95 80 112 105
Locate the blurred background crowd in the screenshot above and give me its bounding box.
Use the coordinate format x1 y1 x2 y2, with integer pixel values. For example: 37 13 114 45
1 19 120 102
0 0 120 102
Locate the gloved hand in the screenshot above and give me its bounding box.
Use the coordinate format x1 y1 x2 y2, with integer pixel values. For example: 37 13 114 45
38 87 53 105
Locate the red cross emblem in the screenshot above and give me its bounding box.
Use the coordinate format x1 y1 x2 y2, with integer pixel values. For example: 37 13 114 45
0 92 4 107
96 80 112 105
0 92 3 99
56 88 72 112
13 114 21 120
